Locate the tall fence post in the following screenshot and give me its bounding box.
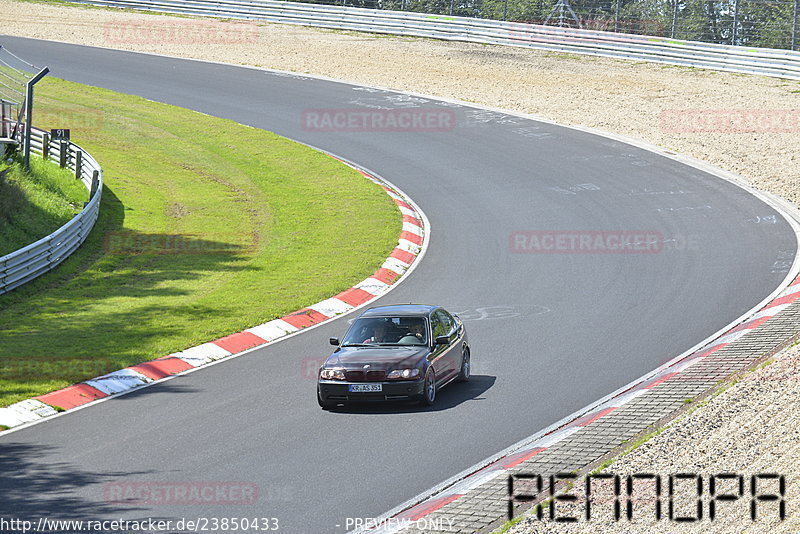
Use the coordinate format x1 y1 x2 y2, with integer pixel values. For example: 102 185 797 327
793 0 798 50
74 149 82 180
503 0 508 21
59 141 68 168
23 85 31 167
614 0 620 32
731 0 739 44
671 0 679 38
90 170 100 199
22 67 49 172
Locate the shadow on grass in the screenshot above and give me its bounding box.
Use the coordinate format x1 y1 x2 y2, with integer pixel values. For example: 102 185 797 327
0 186 262 401
0 165 83 257
0 182 125 298
3 184 259 297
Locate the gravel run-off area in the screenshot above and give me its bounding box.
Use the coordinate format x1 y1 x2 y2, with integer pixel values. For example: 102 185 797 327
1 2 799 531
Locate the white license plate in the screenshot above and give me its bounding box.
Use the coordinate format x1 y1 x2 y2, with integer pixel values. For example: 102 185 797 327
348 383 382 393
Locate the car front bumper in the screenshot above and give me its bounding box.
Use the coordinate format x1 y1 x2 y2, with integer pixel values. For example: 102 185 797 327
318 379 425 403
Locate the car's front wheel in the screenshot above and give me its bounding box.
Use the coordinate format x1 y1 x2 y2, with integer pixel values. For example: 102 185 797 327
456 348 471 383
420 370 436 406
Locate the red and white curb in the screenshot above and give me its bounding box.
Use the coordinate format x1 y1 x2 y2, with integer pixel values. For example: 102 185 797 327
362 274 800 533
0 158 428 431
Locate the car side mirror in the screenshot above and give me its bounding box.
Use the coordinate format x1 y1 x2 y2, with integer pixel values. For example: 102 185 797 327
329 337 340 346
434 335 449 345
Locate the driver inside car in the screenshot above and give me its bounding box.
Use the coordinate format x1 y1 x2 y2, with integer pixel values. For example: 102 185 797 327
362 321 390 343
398 320 426 344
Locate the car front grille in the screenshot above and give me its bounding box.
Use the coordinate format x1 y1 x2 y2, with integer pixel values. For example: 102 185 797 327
345 370 364 381
345 370 387 382
367 370 387 381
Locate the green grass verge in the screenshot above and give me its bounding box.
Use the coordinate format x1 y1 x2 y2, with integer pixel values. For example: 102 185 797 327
495 498 553 533
0 77 401 407
494 515 524 534
0 156 89 256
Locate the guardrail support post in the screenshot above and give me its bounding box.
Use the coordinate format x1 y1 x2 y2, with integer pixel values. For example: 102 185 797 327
90 170 100 199
75 150 82 179
42 132 49 159
59 141 67 168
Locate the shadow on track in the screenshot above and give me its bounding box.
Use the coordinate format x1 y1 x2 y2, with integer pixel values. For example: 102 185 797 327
324 374 496 415
0 442 150 522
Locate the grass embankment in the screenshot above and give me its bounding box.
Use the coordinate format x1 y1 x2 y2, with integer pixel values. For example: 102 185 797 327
0 77 401 407
0 156 88 256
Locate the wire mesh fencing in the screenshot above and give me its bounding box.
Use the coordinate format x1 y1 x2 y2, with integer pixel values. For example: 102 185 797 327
302 0 799 49
0 46 43 144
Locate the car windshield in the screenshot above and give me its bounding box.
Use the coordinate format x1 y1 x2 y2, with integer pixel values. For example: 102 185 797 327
342 316 428 346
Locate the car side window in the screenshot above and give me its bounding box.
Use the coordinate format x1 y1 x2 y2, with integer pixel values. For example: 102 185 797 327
440 309 457 336
430 312 447 340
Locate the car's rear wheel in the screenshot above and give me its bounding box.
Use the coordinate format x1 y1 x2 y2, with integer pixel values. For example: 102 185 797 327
456 348 471 382
420 369 436 406
317 389 335 410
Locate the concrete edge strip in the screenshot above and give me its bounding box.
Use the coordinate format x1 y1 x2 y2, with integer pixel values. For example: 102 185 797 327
360 273 800 533
0 157 431 432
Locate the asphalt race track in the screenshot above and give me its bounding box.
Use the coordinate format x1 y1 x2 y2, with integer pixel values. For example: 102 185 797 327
1 36 797 533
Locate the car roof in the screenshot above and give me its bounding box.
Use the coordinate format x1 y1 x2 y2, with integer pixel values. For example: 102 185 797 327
360 304 439 317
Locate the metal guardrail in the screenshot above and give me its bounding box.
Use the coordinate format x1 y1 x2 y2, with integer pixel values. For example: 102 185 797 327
75 0 800 80
0 127 103 295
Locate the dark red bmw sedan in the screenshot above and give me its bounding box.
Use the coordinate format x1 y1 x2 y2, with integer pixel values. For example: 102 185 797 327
317 304 471 409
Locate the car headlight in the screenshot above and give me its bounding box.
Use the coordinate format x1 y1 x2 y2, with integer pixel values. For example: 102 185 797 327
320 368 346 380
387 368 420 379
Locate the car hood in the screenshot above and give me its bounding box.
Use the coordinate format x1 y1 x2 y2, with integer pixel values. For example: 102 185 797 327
327 346 429 370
